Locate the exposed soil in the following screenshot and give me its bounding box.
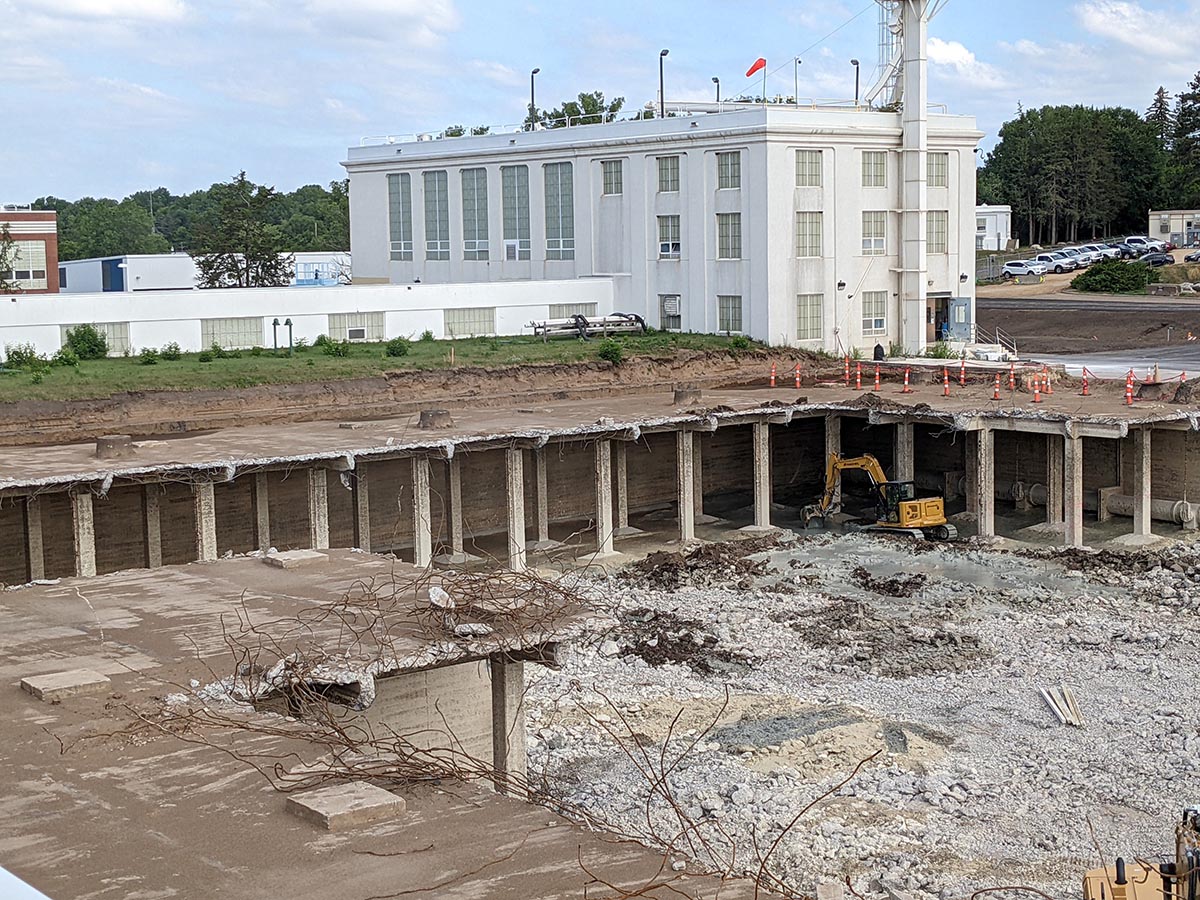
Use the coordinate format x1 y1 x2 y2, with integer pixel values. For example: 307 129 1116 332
850 565 928 597
618 533 786 591
615 607 749 675
976 304 1200 354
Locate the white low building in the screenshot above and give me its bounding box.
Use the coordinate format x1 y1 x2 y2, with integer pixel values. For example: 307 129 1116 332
975 204 1012 251
1148 210 1200 247
59 251 352 293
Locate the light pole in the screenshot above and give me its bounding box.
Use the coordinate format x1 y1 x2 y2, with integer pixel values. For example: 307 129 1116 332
659 49 669 118
529 67 540 130
712 76 720 104
794 57 801 104
850 59 860 106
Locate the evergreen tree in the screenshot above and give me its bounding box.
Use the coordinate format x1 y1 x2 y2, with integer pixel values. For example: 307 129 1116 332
190 171 294 289
1174 71 1200 169
1147 86 1174 150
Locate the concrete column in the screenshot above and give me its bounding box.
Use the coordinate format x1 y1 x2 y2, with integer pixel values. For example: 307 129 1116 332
353 466 371 552
72 492 97 578
752 422 772 529
692 433 704 518
24 496 44 581
613 441 642 538
1046 434 1064 526
824 414 842 509
964 434 979 518
490 657 527 792
595 440 614 555
449 456 465 554
143 485 162 569
894 421 915 483
1064 435 1085 548
253 472 271 551
411 457 432 568
676 430 695 542
973 428 994 539
307 468 329 550
1133 429 1152 538
193 482 217 563
505 448 527 571
528 448 560 552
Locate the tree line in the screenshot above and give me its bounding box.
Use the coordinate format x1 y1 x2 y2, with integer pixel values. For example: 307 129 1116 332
979 70 1200 246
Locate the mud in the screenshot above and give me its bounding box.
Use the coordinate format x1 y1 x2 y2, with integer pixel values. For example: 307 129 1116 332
850 565 928 597
619 533 787 591
614 606 750 675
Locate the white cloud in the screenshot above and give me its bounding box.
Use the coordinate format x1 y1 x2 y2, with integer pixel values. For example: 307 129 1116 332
30 0 187 20
927 37 1009 91
1074 0 1200 56
469 60 522 88
298 0 459 43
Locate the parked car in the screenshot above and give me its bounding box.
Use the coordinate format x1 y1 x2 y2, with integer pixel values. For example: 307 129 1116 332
1125 236 1167 253
1033 251 1077 274
1139 251 1174 267
1081 243 1119 260
1107 241 1138 259
1001 260 1049 279
1060 247 1095 267
1164 241 1178 251
1184 250 1200 263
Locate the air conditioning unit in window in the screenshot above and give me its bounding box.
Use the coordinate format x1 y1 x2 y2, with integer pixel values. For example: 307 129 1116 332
347 327 367 341
505 240 520 261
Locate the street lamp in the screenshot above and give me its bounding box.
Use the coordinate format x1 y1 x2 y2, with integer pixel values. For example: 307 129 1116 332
850 59 861 106
794 57 802 104
712 76 720 104
659 49 669 118
529 67 540 131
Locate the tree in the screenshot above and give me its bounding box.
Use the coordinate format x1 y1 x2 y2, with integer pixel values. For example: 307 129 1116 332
1147 86 1174 150
1174 70 1200 168
190 171 294 288
0 225 18 293
539 91 625 128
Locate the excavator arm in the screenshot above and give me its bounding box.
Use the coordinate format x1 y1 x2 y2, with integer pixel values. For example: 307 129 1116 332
803 454 889 524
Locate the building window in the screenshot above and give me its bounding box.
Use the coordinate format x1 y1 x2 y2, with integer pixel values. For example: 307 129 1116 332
862 151 887 188
657 215 681 259
461 168 489 260
795 211 823 258
329 312 385 342
717 213 741 259
544 162 575 260
659 294 682 331
60 322 130 356
549 302 597 319
717 295 742 333
862 211 886 255
797 293 823 341
717 151 741 189
444 307 496 337
502 165 531 260
928 152 949 188
387 173 413 261
602 160 623 195
4 241 48 290
927 210 949 254
795 149 822 187
657 155 680 192
59 266 66 288
423 170 450 260
861 290 887 336
200 317 263 350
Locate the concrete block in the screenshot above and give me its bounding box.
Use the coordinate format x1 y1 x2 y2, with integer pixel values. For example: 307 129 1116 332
263 549 329 569
21 669 110 701
285 782 406 831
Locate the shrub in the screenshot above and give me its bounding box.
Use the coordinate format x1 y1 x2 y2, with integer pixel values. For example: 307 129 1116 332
293 338 310 353
4 343 46 369
139 347 159 366
1071 258 1158 294
65 324 109 360
197 351 214 363
313 334 330 348
486 337 501 351
30 371 44 385
924 341 957 359
322 339 351 357
384 336 411 358
597 339 624 365
51 347 80 368
728 334 751 351
160 342 182 361
249 346 264 357
419 329 435 342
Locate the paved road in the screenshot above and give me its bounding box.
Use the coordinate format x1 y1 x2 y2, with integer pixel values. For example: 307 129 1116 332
1029 344 1200 379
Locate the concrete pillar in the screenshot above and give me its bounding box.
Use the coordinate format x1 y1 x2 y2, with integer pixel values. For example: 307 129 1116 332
253 472 271 551
411 457 432 568
528 448 560 552
505 448 526 571
1064 435 1085 548
613 442 642 538
692 433 704 518
824 414 842 508
894 421 915 483
1133 429 1152 538
353 466 371 552
752 422 772 529
143 485 162 569
964 434 979 517
676 430 695 542
595 440 614 555
193 482 217 563
973 428 994 539
1046 434 1064 526
490 657 527 792
307 468 329 550
24 496 44 582
72 492 97 578
449 456 465 554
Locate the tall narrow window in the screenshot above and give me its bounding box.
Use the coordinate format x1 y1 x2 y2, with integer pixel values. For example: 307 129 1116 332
657 155 680 192
797 294 823 341
862 211 886 255
717 213 741 259
795 149 822 187
927 152 949 187
423 170 450 260
501 165 530 260
862 290 887 336
544 162 574 260
387 173 413 261
862 151 887 187
795 211 823 258
461 168 489 260
657 215 681 258
602 160 623 195
927 210 949 254
717 295 743 333
717 151 741 189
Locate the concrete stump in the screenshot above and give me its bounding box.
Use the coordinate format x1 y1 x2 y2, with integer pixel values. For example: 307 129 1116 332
21 669 110 701
418 409 454 429
286 782 406 831
95 435 136 459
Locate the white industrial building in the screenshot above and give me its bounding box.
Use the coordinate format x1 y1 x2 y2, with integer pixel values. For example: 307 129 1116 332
975 204 1012 251
1148 210 1200 247
58 251 351 294
343 2 980 353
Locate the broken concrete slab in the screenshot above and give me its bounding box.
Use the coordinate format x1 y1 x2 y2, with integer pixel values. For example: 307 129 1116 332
20 669 110 702
285 782 407 831
262 550 329 569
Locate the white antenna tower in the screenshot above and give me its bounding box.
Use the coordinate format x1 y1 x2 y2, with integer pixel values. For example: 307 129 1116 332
864 0 950 108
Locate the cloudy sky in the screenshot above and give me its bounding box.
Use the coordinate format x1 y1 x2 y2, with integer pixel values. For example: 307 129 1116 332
3 0 1197 201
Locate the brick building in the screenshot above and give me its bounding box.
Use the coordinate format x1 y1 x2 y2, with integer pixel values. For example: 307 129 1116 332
0 205 59 294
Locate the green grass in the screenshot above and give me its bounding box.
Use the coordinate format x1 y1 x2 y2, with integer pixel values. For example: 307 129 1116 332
0 333 751 403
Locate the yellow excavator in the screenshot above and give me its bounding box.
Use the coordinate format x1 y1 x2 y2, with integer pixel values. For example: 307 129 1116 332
800 453 957 541
1082 807 1200 900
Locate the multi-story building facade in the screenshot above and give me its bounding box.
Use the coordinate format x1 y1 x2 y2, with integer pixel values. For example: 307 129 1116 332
344 105 982 352
0 205 59 294
975 204 1013 251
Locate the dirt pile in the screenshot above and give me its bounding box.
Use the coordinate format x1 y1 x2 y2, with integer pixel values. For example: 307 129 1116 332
612 606 749 675
850 565 928 597
619 534 785 590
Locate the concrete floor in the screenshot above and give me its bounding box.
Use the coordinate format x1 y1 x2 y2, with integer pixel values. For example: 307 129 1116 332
1032 343 1200 379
